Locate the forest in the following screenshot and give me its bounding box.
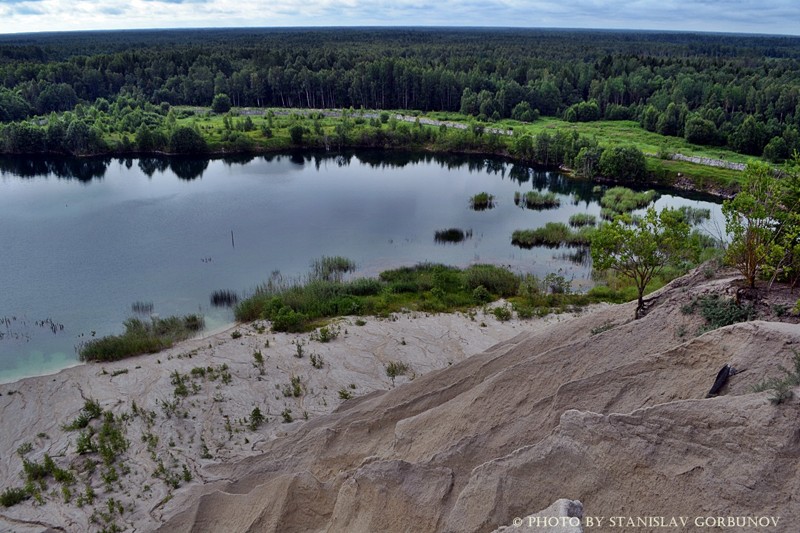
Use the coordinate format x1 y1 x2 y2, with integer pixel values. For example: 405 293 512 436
1 27 799 165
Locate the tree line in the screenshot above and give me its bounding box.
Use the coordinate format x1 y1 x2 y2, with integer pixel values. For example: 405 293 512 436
1 28 800 160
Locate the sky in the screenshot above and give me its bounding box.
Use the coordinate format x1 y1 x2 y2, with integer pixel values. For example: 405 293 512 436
0 0 797 36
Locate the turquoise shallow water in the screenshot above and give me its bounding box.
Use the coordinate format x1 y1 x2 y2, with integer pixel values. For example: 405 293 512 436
0 151 723 382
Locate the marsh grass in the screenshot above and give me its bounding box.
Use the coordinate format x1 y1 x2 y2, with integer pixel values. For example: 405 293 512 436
434 228 472 243
131 301 154 315
311 256 356 282
512 223 594 248
79 315 205 362
599 187 659 218
515 191 560 209
470 192 495 210
210 290 239 308
568 213 597 227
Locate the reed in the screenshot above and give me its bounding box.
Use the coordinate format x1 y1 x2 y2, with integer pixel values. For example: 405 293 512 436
210 290 239 308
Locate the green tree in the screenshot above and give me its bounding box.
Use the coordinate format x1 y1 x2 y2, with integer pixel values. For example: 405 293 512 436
591 207 694 318
598 145 647 182
722 162 782 289
684 115 719 145
169 125 208 153
289 124 304 145
211 93 232 114
767 154 800 291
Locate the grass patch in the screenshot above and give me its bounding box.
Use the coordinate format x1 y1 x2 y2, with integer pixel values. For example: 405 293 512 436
680 294 756 334
753 351 800 405
599 187 659 218
514 190 560 209
568 213 597 227
512 223 594 248
470 192 495 210
79 315 205 362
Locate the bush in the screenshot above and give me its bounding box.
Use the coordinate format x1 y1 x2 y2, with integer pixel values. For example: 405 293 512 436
492 306 512 321
271 307 309 333
472 285 492 304
681 294 756 333
0 487 29 507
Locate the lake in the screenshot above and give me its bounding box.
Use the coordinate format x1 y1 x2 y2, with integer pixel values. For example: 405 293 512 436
0 151 723 382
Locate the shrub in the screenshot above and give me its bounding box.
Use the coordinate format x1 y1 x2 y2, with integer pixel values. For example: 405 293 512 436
386 361 410 385
338 388 353 400
271 307 309 333
682 294 756 333
472 285 492 304
249 407 265 430
0 487 29 507
492 306 512 321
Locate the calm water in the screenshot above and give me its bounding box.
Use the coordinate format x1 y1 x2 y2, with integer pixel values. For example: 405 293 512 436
0 151 723 382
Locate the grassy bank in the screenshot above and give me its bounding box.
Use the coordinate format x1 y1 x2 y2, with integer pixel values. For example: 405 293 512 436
79 315 204 362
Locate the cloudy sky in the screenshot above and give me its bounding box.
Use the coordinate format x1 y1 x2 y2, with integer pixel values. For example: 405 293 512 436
0 0 797 36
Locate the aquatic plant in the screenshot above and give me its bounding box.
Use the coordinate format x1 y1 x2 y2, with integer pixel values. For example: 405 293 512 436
310 256 356 282
599 187 659 216
512 223 594 248
515 190 560 209
469 192 495 210
568 213 597 227
131 301 154 315
210 290 239 308
434 228 472 243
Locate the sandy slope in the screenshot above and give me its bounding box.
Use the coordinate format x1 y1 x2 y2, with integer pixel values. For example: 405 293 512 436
155 267 800 533
0 307 570 532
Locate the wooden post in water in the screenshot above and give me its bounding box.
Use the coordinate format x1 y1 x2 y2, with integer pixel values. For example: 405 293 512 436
231 230 235 249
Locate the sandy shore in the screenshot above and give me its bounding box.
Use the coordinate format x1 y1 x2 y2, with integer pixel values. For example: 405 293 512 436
0 306 595 532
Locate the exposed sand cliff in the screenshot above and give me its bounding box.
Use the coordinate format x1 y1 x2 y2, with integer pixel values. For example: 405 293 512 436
2 266 799 532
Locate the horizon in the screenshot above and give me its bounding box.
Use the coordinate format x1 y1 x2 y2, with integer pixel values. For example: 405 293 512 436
0 0 798 38
1 25 799 39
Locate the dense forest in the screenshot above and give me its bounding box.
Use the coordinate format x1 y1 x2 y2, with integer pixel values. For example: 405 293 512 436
1 28 800 161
